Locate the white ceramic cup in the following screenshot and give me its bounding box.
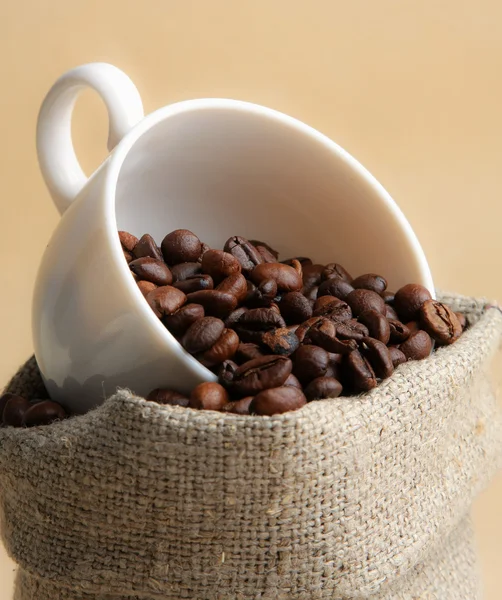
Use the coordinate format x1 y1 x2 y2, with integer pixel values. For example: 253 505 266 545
34 62 434 414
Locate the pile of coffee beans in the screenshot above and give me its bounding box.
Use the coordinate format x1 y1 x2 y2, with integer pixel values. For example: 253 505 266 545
0 393 67 428
120 229 467 416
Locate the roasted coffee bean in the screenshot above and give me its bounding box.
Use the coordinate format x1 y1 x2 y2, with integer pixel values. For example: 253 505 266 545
146 286 187 318
186 290 238 319
293 345 329 384
235 342 265 363
250 239 279 261
2 395 30 427
137 280 157 297
225 307 248 328
123 250 133 263
198 328 240 368
325 353 343 381
22 401 67 427
250 263 302 293
388 347 407 368
394 284 432 322
313 297 352 322
406 321 420 333
304 376 343 401
224 236 263 273
279 291 313 324
282 256 312 267
201 249 241 283
246 278 278 307
261 327 300 356
351 273 387 294
456 312 467 330
307 320 358 354
400 330 433 361
147 388 190 407
302 264 325 288
198 243 211 262
231 355 293 395
322 263 353 282
182 317 225 354
119 230 139 252
216 273 248 302
419 299 462 345
387 319 410 344
313 296 337 311
284 373 302 389
317 277 354 301
170 262 202 282
161 229 202 264
346 350 377 393
303 286 319 303
335 319 369 341
133 233 164 261
164 303 205 337
360 337 394 379
174 274 214 294
218 360 238 387
358 310 390 344
289 259 303 279
189 382 229 411
385 305 399 320
381 291 395 304
295 316 330 343
222 396 254 415
346 289 386 316
238 308 286 333
250 386 307 415
129 257 173 286
0 393 15 420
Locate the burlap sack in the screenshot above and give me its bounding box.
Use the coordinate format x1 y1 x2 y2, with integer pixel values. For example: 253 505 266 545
1 293 501 600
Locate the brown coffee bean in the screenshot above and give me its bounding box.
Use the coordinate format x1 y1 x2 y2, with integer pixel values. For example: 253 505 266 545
225 306 248 328
304 376 343 401
335 319 370 341
313 297 353 322
387 319 410 344
261 327 300 356
250 263 302 293
250 240 279 261
307 320 358 354
170 262 202 282
201 249 242 282
123 250 133 263
216 273 248 302
406 321 420 333
137 280 158 297
22 401 67 427
302 264 325 288
224 236 263 273
400 330 433 360
0 393 16 421
235 342 265 363
317 277 354 301
250 386 307 416
394 284 432 322
346 289 386 316
186 290 238 319
351 273 387 294
182 317 225 354
222 396 254 415
283 257 312 267
313 296 336 310
303 286 319 303
198 243 210 262
146 286 187 318
246 278 278 307
173 274 214 294
289 259 303 278
419 299 462 345
133 233 164 261
293 344 329 384
198 328 240 368
388 347 407 368
346 350 377 393
231 355 293 395
360 337 394 379
163 303 205 337
358 310 390 344
236 308 286 343
456 312 468 330
218 360 238 387
118 231 139 252
385 305 399 320
189 382 229 411
322 263 353 282
295 316 325 343
146 389 190 407
381 291 395 304
2 395 30 426
161 229 202 264
129 257 173 286
284 373 302 389
279 291 313 324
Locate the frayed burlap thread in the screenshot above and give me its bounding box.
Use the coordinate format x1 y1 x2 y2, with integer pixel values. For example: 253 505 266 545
1 293 501 600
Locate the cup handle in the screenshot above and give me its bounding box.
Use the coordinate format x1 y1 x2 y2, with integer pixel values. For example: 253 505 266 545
36 63 144 215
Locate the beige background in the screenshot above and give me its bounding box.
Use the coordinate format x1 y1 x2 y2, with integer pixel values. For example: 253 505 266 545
1 0 501 597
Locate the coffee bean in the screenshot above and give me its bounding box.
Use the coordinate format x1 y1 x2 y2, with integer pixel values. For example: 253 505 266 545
351 273 387 294
304 376 343 401
385 305 399 320
218 360 238 387
261 327 300 356
186 290 238 319
346 350 377 393
216 273 248 302
225 307 248 328
129 257 173 286
282 257 312 267
302 264 325 288
137 280 158 297
360 337 394 379
0 393 15 421
388 347 407 368
400 330 433 360
279 291 313 324
161 229 202 264
295 316 328 343
250 386 307 415
456 312 468 330
335 319 369 341
381 291 395 304
222 396 254 415
246 278 278 307
133 233 164 261
123 250 133 263
163 303 205 337
231 355 293 395
170 262 202 282
2 395 30 427
289 259 303 279
313 297 353 322
147 389 190 407
250 263 302 293
303 286 319 303
313 296 336 310
317 277 354 301
250 240 279 261
284 373 302 389
201 249 242 282
235 342 265 363
182 317 225 354
174 274 214 294
419 299 462 345
146 286 187 318
293 345 329 384
119 231 139 252
189 382 229 411
198 328 240 368
387 319 410 344
237 308 286 338
307 319 358 354
406 321 420 333
346 289 386 316
22 401 67 427
322 263 353 282
394 284 432 322
224 236 263 273
358 310 390 344
198 243 211 262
